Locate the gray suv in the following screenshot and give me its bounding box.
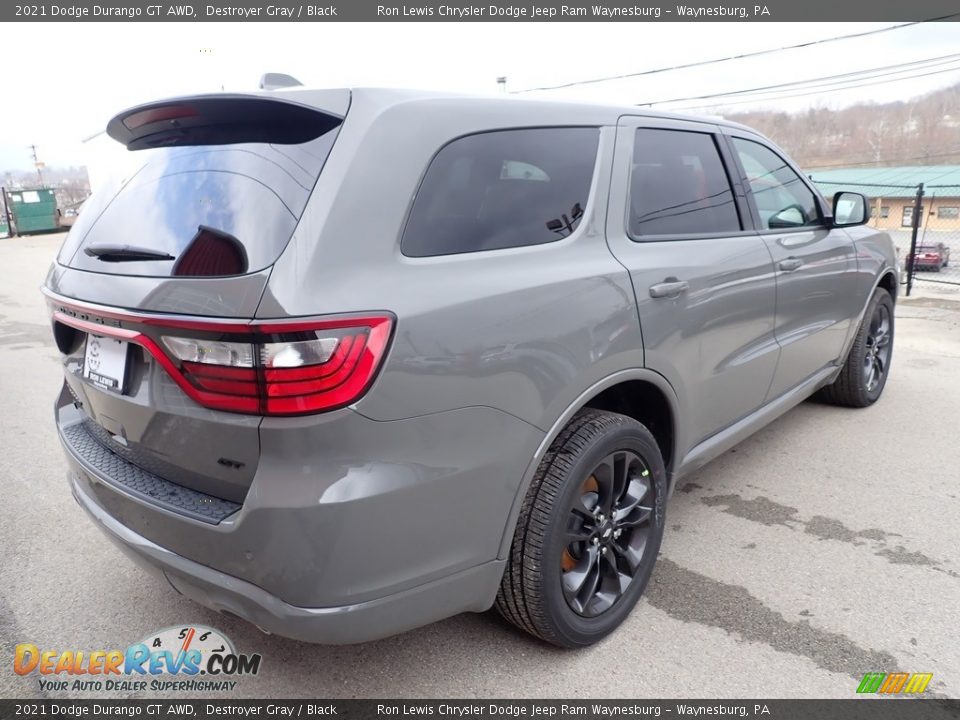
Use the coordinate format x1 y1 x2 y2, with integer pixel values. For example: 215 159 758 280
46 88 897 648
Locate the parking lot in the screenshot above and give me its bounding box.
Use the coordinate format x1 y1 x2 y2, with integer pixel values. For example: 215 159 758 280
1 233 958 700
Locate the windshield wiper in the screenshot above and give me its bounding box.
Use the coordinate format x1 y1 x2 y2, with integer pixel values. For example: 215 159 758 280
84 244 175 262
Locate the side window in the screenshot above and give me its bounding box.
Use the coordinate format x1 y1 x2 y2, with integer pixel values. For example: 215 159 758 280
401 127 599 257
629 128 741 238
732 138 821 230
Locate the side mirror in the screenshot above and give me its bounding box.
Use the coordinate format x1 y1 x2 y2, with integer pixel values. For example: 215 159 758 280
769 205 806 229
832 191 868 228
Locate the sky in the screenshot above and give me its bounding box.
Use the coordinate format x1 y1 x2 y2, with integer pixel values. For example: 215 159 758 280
2 21 959 176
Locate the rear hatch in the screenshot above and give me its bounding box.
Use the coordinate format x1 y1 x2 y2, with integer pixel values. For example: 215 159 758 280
49 91 350 508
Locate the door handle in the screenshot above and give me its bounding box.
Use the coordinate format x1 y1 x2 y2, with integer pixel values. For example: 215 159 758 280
778 257 803 272
649 279 689 299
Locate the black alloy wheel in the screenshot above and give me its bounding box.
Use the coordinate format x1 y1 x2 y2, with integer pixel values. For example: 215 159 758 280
496 409 666 647
561 450 655 618
863 301 892 394
818 286 895 408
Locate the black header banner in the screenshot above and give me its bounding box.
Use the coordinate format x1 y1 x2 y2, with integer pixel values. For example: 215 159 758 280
4 0 960 22
2 699 960 720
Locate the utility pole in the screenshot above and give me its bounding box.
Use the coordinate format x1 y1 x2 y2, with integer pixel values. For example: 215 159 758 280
1 187 13 237
906 183 924 298
29 144 44 187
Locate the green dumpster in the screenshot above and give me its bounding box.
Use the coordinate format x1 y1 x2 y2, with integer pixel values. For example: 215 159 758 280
0 216 8 238
8 188 59 234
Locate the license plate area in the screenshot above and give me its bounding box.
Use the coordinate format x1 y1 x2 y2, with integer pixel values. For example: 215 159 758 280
83 335 130 394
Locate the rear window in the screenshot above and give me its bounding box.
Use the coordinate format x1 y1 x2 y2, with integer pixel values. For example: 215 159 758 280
62 129 340 276
401 127 599 257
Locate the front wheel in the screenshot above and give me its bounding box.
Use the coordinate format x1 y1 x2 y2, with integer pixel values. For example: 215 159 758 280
496 409 666 647
818 287 894 407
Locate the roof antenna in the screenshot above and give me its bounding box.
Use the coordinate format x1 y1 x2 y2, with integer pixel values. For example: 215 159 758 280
259 73 303 91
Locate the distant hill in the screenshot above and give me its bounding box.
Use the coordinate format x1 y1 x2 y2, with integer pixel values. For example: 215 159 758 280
720 82 960 170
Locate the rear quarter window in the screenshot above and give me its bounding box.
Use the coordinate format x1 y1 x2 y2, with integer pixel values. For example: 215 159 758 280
401 127 599 257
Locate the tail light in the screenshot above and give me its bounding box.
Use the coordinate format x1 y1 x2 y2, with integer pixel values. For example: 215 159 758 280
173 227 248 277
158 317 393 415
50 300 393 417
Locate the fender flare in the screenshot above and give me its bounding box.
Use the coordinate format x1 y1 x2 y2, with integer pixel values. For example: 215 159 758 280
495 367 681 560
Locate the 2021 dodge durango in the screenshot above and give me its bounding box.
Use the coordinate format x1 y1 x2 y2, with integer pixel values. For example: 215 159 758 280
46 88 898 648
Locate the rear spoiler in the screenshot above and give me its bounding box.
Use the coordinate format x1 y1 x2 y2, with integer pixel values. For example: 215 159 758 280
106 94 344 150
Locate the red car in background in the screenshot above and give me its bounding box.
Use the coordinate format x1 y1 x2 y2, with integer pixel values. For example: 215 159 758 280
908 242 951 271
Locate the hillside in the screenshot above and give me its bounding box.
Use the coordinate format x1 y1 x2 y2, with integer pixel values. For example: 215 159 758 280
721 82 960 170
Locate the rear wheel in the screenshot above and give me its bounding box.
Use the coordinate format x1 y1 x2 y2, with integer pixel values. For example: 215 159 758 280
496 409 666 647
818 287 894 408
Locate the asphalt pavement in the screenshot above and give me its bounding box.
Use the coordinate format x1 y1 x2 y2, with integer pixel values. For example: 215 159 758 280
1 234 958 700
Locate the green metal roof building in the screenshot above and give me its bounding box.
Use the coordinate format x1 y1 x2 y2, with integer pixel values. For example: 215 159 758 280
808 165 960 197
806 166 960 232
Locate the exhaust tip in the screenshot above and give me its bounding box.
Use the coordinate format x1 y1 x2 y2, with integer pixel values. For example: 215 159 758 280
218 609 272 635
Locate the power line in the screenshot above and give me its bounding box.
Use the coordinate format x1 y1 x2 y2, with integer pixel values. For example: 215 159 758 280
645 53 960 107
671 64 960 112
509 17 959 94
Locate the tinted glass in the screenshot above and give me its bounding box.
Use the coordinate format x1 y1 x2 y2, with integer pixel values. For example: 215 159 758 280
401 128 599 257
732 138 821 230
63 129 340 276
629 128 741 238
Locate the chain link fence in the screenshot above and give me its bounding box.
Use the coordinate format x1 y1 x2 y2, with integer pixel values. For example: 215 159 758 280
813 178 960 295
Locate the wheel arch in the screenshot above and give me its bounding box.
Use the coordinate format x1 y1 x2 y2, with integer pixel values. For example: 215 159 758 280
876 268 898 303
496 368 680 560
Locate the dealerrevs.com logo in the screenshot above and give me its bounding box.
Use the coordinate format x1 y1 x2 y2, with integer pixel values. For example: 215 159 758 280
14 625 262 693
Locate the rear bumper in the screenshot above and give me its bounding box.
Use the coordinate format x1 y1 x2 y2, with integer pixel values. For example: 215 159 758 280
68 467 504 644
57 386 541 643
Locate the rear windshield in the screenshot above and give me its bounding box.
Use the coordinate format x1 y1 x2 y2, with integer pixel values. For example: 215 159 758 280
62 129 339 276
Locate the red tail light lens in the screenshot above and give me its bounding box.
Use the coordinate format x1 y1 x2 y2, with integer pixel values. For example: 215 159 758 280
122 104 199 130
48 288 394 417
159 317 393 415
173 227 248 277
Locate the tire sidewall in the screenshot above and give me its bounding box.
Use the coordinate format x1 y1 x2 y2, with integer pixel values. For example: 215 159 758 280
540 420 666 647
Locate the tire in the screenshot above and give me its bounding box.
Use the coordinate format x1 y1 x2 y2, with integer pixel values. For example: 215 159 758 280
818 287 894 408
495 409 666 648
